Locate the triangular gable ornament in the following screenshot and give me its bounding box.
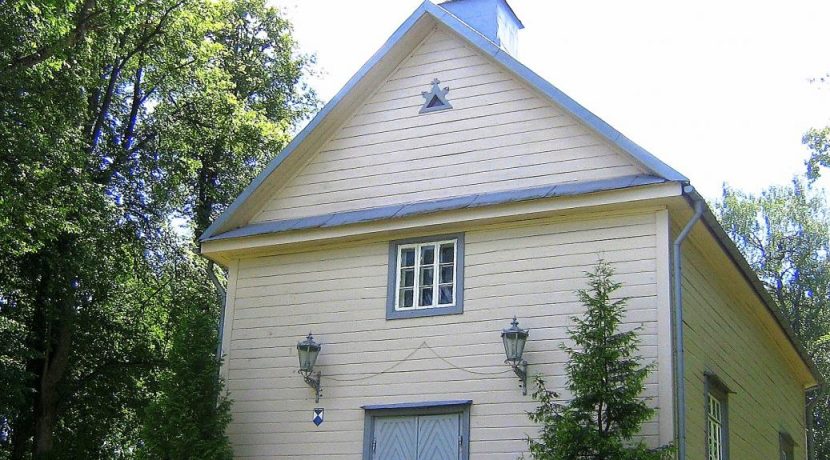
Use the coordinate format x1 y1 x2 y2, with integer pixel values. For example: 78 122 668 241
420 79 452 113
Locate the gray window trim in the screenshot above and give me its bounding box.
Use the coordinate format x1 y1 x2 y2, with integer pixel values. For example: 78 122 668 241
362 400 472 411
362 400 471 460
704 371 730 460
386 233 464 320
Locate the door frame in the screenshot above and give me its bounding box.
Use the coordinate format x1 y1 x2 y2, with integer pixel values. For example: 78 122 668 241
362 400 472 460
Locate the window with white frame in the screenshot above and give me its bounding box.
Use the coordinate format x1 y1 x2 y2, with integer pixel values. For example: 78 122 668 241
705 373 729 460
386 234 464 319
707 393 724 460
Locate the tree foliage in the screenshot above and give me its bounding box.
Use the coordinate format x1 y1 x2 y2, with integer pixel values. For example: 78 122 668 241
527 261 670 460
138 256 232 460
0 0 317 457
805 127 830 182
715 178 830 460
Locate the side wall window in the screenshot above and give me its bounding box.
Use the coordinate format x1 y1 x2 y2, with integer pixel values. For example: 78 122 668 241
779 432 795 460
386 234 464 319
362 401 471 460
705 372 730 460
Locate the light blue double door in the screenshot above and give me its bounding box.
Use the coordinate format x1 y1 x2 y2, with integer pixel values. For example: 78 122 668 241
372 413 461 460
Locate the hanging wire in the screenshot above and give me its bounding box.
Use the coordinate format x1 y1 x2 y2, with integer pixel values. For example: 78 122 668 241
327 341 512 382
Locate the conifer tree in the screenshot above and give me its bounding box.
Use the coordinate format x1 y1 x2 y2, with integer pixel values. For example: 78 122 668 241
528 261 670 460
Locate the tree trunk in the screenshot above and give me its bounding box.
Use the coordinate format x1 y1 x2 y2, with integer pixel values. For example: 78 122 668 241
22 236 77 458
9 406 32 460
35 318 71 454
32 316 73 457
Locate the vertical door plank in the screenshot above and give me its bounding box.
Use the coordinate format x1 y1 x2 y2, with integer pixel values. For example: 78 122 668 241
416 414 461 460
374 416 417 459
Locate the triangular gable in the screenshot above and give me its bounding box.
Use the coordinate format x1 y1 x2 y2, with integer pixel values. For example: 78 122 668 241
251 27 651 223
200 0 686 241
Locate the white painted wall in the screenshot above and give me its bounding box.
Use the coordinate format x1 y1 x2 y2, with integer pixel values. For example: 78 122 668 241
679 224 808 460
222 209 667 458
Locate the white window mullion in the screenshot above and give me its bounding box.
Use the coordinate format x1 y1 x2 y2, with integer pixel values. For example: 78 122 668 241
413 244 421 308
395 246 403 309
707 393 724 460
432 242 440 307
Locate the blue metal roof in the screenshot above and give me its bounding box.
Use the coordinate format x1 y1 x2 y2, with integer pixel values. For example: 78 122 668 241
441 0 524 54
200 1 687 241
441 0 524 29
203 175 666 241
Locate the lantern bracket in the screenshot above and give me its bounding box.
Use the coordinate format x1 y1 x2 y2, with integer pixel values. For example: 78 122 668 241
299 369 322 403
509 360 528 395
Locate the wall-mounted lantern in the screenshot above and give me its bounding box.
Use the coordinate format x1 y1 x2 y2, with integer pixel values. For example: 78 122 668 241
297 332 322 403
502 316 529 395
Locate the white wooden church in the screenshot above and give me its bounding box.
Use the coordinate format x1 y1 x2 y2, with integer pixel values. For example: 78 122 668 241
200 1 820 458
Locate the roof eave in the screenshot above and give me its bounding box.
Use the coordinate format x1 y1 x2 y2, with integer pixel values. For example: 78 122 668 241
203 175 669 242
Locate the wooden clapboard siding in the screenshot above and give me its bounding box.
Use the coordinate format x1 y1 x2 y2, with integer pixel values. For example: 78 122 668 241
679 221 807 460
223 209 666 459
251 27 645 224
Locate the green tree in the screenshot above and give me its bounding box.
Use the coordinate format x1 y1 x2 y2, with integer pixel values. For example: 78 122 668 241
805 127 830 182
527 261 669 460
138 255 232 460
715 179 830 459
135 1 316 455
0 0 316 457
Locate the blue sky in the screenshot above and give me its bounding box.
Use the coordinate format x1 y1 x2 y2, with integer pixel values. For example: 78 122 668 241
273 0 830 199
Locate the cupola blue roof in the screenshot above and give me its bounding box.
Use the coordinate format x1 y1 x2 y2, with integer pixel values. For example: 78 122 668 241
441 0 523 55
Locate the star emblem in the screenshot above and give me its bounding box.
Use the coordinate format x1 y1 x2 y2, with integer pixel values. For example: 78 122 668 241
420 78 452 113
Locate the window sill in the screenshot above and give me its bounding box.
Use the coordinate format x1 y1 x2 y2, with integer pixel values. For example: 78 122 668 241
386 304 464 320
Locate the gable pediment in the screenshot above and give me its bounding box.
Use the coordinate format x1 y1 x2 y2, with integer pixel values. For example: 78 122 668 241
250 27 651 224
201 1 685 241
